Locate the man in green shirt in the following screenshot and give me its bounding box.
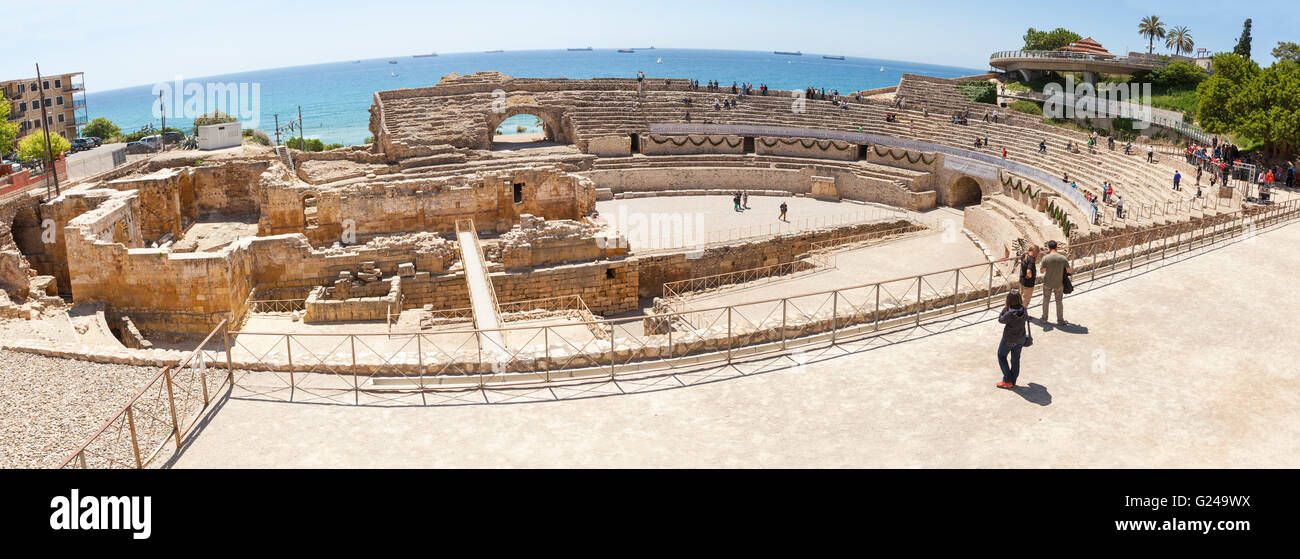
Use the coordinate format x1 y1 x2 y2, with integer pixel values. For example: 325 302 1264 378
1039 240 1071 325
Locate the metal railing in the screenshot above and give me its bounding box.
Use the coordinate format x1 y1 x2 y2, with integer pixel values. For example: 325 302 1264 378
989 50 1169 69
60 320 233 469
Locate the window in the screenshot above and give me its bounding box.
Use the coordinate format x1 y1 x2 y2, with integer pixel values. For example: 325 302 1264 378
512 183 524 204
33 120 40 128
17 83 24 93
54 79 61 88
56 96 63 105
58 113 64 123
17 102 24 111
43 80 49 90
605 269 617 280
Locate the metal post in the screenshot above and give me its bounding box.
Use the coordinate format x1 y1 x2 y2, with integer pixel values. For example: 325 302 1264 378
223 325 233 385
874 286 881 331
952 271 960 313
780 299 787 349
915 278 922 325
609 322 616 379
987 263 993 309
162 367 182 447
726 307 733 363
544 327 552 382
476 331 484 389
126 406 142 469
351 336 358 405
830 291 838 345
416 334 425 391
285 336 294 394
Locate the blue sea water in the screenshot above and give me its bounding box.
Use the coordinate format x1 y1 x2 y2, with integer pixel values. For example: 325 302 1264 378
85 48 982 146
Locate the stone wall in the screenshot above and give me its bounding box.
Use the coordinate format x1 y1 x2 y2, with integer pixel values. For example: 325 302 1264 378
261 167 595 243
635 219 916 298
304 276 401 323
588 135 632 157
756 137 858 161
498 216 628 270
639 135 745 156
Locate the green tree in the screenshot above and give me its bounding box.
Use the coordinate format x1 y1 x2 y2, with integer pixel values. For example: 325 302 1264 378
1022 27 1082 51
1138 15 1167 55
1147 60 1207 88
1233 19 1253 58
80 117 121 140
0 92 18 153
1197 54 1300 158
1274 41 1300 62
1165 26 1194 57
17 130 71 164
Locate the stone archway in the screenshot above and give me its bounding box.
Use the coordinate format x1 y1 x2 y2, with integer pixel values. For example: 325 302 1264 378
949 176 985 207
485 105 567 146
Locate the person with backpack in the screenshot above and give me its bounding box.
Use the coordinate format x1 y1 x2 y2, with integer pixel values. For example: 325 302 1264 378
996 290 1030 389
1019 246 1038 307
1039 240 1072 326
779 201 788 222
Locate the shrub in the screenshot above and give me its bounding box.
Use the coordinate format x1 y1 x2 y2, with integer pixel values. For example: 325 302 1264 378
957 81 997 104
18 131 71 163
243 130 271 146
1010 100 1043 115
80 117 121 140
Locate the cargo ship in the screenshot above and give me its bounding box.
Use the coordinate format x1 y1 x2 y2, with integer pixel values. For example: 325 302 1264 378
412 53 438 58
774 51 802 56
568 47 593 51
618 49 634 53
823 55 845 60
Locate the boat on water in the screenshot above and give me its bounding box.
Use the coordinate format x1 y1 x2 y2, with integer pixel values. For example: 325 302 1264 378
391 72 399 77
388 59 397 64
568 47 593 51
880 66 885 72
618 49 634 53
774 51 802 56
823 55 845 60
656 58 663 64
485 50 504 53
413 53 437 58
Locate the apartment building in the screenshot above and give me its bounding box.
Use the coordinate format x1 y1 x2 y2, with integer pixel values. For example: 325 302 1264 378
2 72 88 143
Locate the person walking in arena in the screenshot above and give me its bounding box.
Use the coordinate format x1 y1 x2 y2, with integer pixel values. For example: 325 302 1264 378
996 290 1030 389
779 201 788 222
1038 240 1071 326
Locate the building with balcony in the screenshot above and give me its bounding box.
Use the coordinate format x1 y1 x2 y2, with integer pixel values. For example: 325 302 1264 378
2 72 88 145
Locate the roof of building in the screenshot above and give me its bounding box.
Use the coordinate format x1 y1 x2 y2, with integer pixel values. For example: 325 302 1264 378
1056 38 1114 58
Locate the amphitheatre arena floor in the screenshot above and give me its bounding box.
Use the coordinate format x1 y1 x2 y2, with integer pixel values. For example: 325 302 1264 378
595 195 952 250
167 219 1300 468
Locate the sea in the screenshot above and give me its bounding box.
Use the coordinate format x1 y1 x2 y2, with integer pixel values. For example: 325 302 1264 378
84 48 982 146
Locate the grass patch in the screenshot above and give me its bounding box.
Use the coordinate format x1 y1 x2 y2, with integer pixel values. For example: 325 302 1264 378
1010 99 1043 115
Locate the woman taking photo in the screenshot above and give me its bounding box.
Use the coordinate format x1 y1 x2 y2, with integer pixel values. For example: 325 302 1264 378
996 290 1030 389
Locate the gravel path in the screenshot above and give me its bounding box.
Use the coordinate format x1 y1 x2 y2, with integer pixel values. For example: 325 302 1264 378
0 349 159 468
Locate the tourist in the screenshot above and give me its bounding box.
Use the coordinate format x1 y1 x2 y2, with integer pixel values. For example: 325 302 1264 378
1108 136 1115 151
983 111 990 123
992 109 999 123
637 71 645 83
742 190 749 209
996 290 1030 390
1124 142 1133 155
733 193 742 212
779 201 788 222
1020 246 1038 307
1038 240 1071 326
1039 140 1047 154
974 137 982 148
1147 146 1154 163
1116 196 1125 218
684 112 691 123
1103 182 1113 203
1173 170 1182 191
1002 147 1008 159
1196 165 1203 185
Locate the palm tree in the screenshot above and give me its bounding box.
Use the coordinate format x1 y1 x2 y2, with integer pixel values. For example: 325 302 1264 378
1138 15 1167 56
1165 26 1194 57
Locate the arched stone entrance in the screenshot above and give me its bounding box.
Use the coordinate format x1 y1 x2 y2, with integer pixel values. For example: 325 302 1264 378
949 176 985 207
485 105 567 146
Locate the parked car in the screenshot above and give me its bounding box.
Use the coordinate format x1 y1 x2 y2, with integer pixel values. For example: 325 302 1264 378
161 131 183 144
87 137 102 147
70 138 93 152
128 135 162 149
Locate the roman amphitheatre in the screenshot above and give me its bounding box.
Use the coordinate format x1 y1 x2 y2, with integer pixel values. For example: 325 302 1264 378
2 71 1297 468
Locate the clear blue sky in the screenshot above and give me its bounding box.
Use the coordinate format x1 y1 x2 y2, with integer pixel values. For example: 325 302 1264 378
4 0 1296 93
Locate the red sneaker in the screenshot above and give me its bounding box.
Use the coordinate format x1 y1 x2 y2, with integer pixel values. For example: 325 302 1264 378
996 382 1013 389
